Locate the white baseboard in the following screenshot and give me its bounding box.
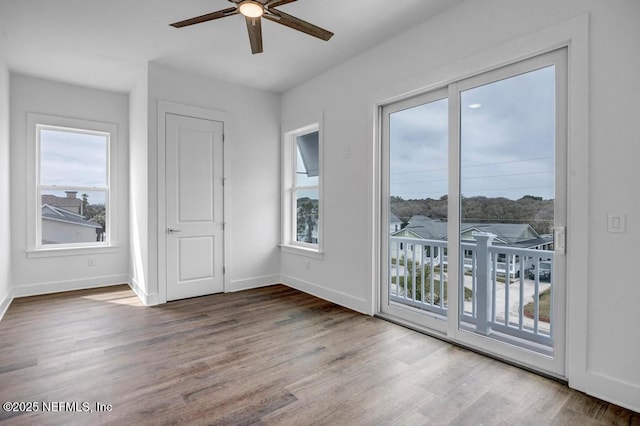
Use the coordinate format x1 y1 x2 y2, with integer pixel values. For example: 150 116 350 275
281 274 371 315
227 274 281 292
580 371 640 413
128 277 159 306
12 274 130 298
0 288 13 322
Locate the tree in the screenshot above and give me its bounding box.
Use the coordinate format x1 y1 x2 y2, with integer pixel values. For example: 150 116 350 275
296 197 318 243
390 195 553 235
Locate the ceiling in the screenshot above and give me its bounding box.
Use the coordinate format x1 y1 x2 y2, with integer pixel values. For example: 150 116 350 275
0 0 465 94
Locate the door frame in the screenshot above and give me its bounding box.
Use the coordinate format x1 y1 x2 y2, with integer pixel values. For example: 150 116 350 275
370 15 589 382
157 100 230 304
378 49 567 376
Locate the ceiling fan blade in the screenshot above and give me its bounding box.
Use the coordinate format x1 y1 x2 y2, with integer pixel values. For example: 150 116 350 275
245 17 264 54
264 9 333 41
265 0 297 8
170 7 238 28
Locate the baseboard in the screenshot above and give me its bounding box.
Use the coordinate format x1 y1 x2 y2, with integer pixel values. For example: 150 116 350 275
12 274 130 298
581 371 640 413
227 274 281 292
0 288 13 322
280 274 371 315
128 277 159 306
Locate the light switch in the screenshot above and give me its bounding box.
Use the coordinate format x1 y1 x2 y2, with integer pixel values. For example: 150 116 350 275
607 213 626 233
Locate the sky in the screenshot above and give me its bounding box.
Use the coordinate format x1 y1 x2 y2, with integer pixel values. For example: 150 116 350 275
390 65 556 201
40 129 108 205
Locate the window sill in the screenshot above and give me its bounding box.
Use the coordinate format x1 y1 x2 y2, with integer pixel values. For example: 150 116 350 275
279 244 324 260
26 245 119 259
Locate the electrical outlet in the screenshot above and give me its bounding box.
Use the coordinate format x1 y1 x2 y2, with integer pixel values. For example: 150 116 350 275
88 257 96 267
607 213 626 233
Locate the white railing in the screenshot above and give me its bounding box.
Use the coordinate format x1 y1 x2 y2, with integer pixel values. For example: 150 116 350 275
389 236 448 316
389 232 554 353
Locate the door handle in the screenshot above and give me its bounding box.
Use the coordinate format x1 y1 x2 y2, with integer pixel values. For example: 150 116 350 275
554 226 565 255
167 228 182 234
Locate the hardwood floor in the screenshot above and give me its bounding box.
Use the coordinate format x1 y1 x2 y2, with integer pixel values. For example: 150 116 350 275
0 285 638 425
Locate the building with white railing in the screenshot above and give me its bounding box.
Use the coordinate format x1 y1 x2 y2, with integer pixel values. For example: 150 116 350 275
390 215 553 276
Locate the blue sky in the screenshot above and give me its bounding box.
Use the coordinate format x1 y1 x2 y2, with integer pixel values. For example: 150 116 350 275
390 65 556 201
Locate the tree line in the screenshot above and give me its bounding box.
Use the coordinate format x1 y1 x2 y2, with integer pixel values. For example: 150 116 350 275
391 195 554 235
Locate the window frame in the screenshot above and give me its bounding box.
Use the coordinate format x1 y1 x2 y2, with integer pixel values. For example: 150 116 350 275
281 118 324 257
27 113 118 257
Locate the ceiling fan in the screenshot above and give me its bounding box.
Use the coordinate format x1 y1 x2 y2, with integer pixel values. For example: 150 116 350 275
170 0 334 55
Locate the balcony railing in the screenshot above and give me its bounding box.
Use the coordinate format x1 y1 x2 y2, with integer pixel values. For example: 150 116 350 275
389 236 448 316
389 232 554 354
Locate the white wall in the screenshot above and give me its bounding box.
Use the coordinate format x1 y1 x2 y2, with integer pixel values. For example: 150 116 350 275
10 75 130 295
128 71 150 302
281 0 640 412
0 58 11 318
138 63 281 301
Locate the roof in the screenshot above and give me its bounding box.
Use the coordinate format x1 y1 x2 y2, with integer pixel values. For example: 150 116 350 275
389 212 402 224
405 216 448 240
463 223 538 245
42 204 102 229
393 215 552 248
42 194 82 211
297 131 319 178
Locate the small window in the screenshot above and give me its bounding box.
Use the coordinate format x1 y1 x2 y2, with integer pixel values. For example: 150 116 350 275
294 130 319 244
282 121 322 254
28 113 116 254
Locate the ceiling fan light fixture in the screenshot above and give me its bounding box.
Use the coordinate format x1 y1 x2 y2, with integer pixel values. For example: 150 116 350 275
238 1 264 18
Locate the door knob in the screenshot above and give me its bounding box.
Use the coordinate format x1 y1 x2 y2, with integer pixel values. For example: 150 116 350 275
167 228 182 234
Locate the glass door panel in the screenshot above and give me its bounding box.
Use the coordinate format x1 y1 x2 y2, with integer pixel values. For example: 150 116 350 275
381 90 449 330
457 50 567 372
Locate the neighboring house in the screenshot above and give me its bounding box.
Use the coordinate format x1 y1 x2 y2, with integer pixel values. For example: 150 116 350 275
42 191 83 215
389 212 402 234
402 215 553 249
391 215 553 275
41 204 102 244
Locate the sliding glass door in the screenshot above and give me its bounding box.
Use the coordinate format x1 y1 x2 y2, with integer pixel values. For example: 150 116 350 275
381 49 567 376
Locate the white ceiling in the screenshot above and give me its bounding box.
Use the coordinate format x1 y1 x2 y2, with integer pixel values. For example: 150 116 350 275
0 0 465 94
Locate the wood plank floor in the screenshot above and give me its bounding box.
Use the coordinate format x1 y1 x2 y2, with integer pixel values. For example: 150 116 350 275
0 285 638 425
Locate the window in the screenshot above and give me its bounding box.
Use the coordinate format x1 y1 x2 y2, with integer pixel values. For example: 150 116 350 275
28 114 116 254
294 130 319 244
282 121 323 255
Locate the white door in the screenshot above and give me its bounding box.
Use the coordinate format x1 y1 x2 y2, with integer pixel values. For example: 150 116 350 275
166 113 224 301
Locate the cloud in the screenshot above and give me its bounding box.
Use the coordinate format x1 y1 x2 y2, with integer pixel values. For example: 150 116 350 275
390 65 556 201
40 129 108 187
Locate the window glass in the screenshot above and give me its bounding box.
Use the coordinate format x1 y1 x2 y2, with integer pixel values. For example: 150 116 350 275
38 127 109 246
294 130 319 245
40 129 107 187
